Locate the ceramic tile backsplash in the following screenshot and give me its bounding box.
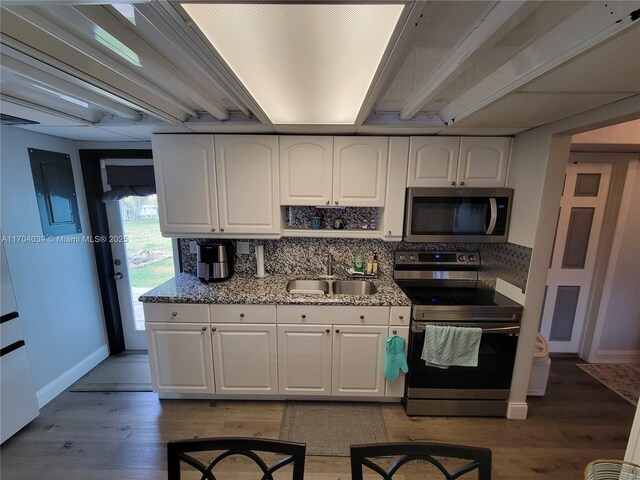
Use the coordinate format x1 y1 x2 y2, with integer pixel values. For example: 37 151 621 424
180 237 532 292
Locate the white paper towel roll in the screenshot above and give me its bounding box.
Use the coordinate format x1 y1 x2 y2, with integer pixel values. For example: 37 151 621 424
255 245 266 278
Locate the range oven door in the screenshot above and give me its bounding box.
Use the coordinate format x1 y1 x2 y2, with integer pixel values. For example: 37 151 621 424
407 322 519 399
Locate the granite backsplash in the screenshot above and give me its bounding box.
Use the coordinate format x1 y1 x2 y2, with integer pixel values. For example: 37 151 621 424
179 237 532 292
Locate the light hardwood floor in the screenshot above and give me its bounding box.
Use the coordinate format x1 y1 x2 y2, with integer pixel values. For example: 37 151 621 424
1 357 635 479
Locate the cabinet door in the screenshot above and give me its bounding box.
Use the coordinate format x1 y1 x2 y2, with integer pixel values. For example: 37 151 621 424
215 135 281 234
457 137 510 187
146 322 214 394
332 325 387 397
385 326 409 397
279 136 333 206
333 137 388 206
152 134 218 235
382 137 409 240
211 324 278 394
277 324 332 396
407 137 460 187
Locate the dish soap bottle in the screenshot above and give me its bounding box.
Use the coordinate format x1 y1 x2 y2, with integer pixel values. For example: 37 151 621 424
371 254 379 276
354 252 364 273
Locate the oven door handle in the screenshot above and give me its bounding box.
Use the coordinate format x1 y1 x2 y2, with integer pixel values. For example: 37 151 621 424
486 197 498 235
412 323 520 334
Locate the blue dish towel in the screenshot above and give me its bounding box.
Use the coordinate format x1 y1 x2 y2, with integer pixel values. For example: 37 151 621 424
421 325 482 369
384 335 409 381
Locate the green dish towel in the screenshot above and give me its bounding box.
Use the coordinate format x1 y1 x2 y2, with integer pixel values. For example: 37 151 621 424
421 325 482 368
384 335 409 381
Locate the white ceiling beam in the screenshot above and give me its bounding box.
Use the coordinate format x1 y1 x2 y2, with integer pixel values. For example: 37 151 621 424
154 1 272 126
399 0 537 121
73 4 231 121
353 1 423 126
3 7 196 123
0 94 96 124
132 3 251 118
440 2 640 125
1 55 142 121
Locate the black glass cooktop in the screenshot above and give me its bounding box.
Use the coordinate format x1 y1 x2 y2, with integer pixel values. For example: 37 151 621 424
398 285 521 307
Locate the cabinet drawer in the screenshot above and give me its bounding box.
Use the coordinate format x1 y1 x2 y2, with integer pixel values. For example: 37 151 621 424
211 304 276 323
389 307 410 326
144 303 210 323
277 305 389 325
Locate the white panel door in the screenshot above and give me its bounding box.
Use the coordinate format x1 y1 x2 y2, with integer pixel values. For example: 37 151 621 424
540 163 612 353
333 137 388 206
458 137 510 187
385 326 409 398
215 135 281 234
332 325 387 397
211 324 278 394
152 134 219 235
279 136 333 206
277 324 332 396
407 137 460 187
146 322 214 394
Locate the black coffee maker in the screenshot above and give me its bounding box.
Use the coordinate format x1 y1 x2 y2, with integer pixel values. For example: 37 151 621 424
196 240 234 282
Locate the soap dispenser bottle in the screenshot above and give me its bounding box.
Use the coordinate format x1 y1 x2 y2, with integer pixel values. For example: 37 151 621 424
371 254 379 276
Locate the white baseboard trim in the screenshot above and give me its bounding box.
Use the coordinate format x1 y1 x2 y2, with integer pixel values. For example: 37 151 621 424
589 350 640 364
507 402 528 420
36 344 109 408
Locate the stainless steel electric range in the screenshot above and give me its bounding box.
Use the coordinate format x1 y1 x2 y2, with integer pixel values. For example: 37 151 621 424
393 251 523 417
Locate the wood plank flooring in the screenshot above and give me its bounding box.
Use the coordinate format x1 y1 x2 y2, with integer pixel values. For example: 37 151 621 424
1 357 635 479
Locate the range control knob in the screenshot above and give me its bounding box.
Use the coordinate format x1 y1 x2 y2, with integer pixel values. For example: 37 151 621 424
458 255 466 262
469 255 477 262
409 254 417 261
399 254 407 261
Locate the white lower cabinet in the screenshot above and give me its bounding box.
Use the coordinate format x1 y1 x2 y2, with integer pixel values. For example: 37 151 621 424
211 323 278 395
146 322 214 394
277 324 333 395
332 325 388 397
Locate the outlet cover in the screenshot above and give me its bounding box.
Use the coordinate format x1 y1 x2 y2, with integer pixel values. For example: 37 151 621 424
189 241 197 254
237 241 251 255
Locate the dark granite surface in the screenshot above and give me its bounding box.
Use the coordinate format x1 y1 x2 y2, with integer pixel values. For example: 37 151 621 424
139 272 411 306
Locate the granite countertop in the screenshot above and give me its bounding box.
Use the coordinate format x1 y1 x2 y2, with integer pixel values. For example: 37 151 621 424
138 272 411 306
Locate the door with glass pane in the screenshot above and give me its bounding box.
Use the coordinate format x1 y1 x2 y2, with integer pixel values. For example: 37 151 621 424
540 163 611 353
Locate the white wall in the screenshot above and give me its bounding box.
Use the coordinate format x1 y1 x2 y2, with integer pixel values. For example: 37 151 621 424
0 126 108 406
589 160 640 362
504 95 640 419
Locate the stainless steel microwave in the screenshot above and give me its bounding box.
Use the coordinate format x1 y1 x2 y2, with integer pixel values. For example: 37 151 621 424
404 187 514 243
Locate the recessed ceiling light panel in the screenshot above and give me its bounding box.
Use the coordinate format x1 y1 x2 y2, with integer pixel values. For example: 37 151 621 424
182 3 405 125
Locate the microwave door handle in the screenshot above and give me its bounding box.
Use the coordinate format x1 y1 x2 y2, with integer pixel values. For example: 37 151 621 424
486 197 498 235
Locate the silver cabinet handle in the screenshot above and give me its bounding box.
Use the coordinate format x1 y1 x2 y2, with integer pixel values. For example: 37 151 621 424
240 313 245 318
301 314 306 319
334 201 338 205
392 329 397 335
387 230 392 235
172 312 177 317
360 315 365 320
114 272 123 280
211 327 217 332
325 329 330 333
450 181 456 186
326 201 330 205
399 315 404 320
201 326 207 332
220 228 225 232
460 181 465 186
335 329 340 333
211 228 216 232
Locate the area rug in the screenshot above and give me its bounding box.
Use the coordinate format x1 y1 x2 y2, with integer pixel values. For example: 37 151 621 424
577 363 640 406
70 353 152 392
280 402 388 457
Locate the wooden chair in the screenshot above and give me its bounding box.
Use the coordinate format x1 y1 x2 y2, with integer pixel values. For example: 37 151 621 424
350 442 492 480
167 437 306 480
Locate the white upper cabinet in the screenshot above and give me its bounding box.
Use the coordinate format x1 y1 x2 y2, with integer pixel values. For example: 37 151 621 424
458 137 511 187
152 134 219 234
407 137 460 187
407 136 511 188
382 137 409 241
333 137 388 207
280 136 333 206
215 135 281 235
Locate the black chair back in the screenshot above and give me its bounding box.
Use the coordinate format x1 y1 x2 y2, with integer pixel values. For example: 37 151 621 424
350 442 492 480
167 437 306 480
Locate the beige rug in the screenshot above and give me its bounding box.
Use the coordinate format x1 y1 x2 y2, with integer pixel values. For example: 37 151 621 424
577 363 640 406
71 353 152 392
280 402 388 457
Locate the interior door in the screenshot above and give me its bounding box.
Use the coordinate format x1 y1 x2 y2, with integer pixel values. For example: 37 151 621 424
540 163 612 353
103 160 177 350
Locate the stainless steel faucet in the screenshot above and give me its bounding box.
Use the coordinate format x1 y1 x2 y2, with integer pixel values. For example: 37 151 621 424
326 252 338 277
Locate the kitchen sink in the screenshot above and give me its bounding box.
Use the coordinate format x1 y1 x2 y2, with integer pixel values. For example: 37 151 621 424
285 279 377 296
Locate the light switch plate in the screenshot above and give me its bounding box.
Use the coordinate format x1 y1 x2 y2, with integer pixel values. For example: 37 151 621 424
237 241 251 255
189 241 197 254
